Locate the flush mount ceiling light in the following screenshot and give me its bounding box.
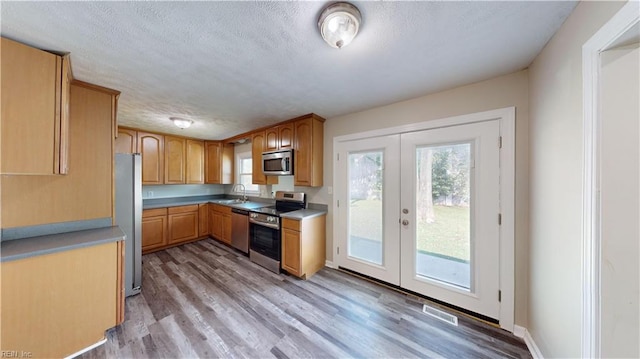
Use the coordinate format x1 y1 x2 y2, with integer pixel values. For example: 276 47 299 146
318 2 362 49
170 117 193 129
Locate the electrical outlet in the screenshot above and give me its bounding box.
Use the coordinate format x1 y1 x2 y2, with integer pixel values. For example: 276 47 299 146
327 186 333 195
147 191 154 198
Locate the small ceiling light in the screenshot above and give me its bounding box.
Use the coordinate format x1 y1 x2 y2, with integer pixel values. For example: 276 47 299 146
318 2 362 49
170 117 193 129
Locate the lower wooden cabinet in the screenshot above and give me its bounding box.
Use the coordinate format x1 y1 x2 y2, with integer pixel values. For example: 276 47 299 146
198 203 209 237
167 205 199 244
281 214 326 279
209 204 231 244
1 241 121 358
142 208 167 253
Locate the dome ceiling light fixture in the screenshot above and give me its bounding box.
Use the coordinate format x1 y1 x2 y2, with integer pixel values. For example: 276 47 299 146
170 117 193 129
318 2 362 49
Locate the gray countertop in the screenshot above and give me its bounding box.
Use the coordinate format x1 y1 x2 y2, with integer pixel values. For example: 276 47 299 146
143 196 327 219
143 195 271 210
280 209 327 220
1 226 125 262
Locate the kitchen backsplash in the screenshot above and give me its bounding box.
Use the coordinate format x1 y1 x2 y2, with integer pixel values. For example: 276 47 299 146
142 184 225 199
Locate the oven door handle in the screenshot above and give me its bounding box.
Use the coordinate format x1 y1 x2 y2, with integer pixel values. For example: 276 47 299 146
249 218 280 230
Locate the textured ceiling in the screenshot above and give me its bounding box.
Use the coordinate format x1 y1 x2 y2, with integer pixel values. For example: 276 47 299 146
1 1 577 140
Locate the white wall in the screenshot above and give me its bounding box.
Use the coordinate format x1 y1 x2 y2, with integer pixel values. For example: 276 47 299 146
600 43 639 358
527 1 626 357
306 70 530 326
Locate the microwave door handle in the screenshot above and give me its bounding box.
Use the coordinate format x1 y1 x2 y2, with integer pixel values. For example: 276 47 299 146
282 158 287 171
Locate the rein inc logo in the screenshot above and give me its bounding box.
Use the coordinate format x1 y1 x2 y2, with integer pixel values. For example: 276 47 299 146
1 351 32 358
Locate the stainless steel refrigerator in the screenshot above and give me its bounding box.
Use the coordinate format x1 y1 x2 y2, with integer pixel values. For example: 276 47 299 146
115 153 142 297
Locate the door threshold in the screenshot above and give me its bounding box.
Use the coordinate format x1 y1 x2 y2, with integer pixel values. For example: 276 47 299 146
337 266 499 327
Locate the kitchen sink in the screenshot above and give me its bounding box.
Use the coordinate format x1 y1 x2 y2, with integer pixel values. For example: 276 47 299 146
216 199 246 204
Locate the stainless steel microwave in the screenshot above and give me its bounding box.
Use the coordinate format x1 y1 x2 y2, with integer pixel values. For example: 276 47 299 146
262 150 293 176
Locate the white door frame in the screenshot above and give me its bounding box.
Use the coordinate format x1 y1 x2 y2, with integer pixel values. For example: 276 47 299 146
581 2 640 357
332 107 515 331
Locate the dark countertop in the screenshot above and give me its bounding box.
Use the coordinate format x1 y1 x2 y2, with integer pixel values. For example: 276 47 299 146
1 226 125 262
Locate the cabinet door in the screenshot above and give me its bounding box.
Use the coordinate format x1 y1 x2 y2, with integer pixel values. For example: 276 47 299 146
222 214 232 244
220 143 235 184
251 132 267 185
186 139 205 184
115 128 137 154
205 141 222 184
1 38 63 175
265 127 279 152
142 216 167 252
282 228 301 276
168 211 198 244
251 132 279 185
278 123 294 150
165 136 186 184
210 208 223 240
294 118 323 187
198 204 209 237
137 132 164 184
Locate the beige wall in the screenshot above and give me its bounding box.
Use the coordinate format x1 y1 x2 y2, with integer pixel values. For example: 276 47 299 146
303 69 530 326
527 1 626 357
600 43 639 358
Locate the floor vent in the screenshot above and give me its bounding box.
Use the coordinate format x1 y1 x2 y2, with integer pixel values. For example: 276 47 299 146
422 304 458 326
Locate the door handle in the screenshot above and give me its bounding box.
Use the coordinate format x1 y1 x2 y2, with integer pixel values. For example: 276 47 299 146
402 219 409 226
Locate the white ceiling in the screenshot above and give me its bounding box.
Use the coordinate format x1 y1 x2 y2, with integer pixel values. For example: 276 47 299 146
1 1 577 140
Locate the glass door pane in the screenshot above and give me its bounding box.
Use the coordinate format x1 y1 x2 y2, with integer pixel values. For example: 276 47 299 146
348 151 384 265
415 143 471 289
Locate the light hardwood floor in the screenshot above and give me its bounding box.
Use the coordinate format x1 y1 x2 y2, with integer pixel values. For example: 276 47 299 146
80 238 531 358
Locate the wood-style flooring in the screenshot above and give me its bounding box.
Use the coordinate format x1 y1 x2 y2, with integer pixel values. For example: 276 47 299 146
79 238 531 358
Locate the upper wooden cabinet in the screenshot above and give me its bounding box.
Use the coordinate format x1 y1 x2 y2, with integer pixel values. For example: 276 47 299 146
164 136 186 184
1 37 71 175
115 128 137 154
265 123 293 152
186 140 205 184
251 132 266 185
137 132 164 185
294 115 324 187
251 132 279 185
205 141 233 184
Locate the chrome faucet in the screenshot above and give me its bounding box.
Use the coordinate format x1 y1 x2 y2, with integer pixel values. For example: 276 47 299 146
233 184 247 202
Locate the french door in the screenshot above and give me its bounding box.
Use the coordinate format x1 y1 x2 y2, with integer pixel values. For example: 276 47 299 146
334 134 401 284
335 120 501 319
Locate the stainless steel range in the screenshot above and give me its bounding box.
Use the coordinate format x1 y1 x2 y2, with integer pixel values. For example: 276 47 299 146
249 191 306 273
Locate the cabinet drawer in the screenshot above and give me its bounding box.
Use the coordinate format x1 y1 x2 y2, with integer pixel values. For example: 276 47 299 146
143 207 167 218
282 218 300 231
211 204 232 214
168 204 199 214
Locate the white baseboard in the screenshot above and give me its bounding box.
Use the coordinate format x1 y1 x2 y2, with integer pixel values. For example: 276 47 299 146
65 337 107 359
325 260 336 268
513 325 543 359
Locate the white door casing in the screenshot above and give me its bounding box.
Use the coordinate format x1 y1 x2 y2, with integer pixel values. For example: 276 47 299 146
582 1 640 356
